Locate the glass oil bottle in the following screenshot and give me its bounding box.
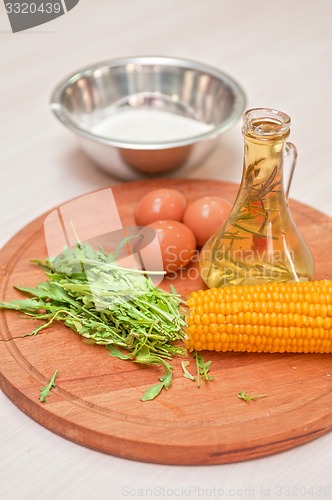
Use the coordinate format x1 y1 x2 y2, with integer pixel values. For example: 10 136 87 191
200 108 315 288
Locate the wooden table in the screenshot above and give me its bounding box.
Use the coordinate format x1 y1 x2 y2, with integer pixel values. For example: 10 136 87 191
1 1 332 499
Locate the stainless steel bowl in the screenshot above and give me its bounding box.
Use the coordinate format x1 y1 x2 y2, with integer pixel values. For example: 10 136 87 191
50 56 246 180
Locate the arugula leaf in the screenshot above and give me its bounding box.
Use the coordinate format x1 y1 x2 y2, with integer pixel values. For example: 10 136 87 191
181 361 195 381
237 390 268 402
16 282 80 307
115 234 143 259
107 345 132 360
140 381 165 401
39 370 58 403
0 298 44 310
140 370 173 401
194 351 214 388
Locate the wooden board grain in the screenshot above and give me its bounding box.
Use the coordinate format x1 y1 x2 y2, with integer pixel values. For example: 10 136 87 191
0 179 331 465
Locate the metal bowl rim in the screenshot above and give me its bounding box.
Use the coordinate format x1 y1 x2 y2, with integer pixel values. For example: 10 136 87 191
49 55 246 150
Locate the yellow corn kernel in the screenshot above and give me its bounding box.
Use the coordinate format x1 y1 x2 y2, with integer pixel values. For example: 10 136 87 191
185 280 332 354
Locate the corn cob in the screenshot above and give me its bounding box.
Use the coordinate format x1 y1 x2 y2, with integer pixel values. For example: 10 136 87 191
186 280 332 354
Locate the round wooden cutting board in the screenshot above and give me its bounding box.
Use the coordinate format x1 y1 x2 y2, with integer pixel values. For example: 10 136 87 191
0 179 332 465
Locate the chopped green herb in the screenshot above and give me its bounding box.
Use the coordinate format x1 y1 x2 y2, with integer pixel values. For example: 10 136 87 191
140 361 173 401
237 390 268 402
181 360 195 381
194 351 214 388
0 242 187 401
39 370 58 403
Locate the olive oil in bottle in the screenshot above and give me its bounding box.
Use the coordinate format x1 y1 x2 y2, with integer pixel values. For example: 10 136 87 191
200 108 315 288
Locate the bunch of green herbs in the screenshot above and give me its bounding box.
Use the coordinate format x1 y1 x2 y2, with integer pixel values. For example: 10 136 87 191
0 241 187 401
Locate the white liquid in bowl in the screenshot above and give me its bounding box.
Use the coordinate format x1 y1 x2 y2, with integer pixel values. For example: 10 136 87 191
91 109 214 143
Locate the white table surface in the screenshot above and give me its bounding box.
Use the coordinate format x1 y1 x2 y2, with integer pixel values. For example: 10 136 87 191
1 1 332 499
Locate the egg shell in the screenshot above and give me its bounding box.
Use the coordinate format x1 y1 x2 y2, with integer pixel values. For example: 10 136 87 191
183 196 232 246
143 220 197 274
135 188 187 226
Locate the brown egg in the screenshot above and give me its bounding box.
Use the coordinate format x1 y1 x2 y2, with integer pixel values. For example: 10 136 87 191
135 188 187 226
144 220 197 273
183 196 232 247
